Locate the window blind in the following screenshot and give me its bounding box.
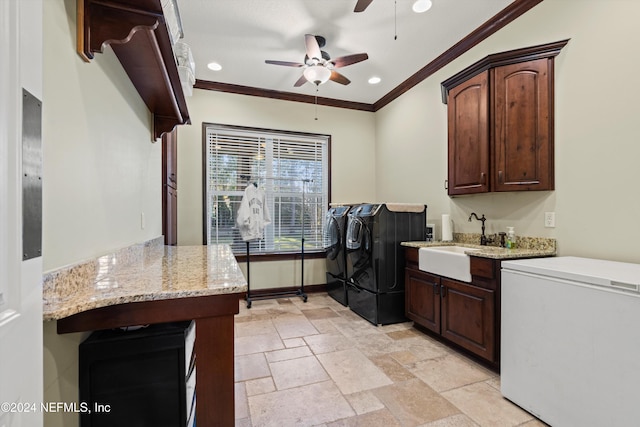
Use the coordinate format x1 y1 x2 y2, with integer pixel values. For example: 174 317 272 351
204 124 329 254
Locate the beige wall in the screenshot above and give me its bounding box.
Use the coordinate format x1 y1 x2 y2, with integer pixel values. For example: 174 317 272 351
177 89 376 289
42 0 163 272
42 0 163 425
376 0 640 264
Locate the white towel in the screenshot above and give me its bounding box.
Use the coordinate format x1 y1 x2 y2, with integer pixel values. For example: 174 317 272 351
385 203 426 213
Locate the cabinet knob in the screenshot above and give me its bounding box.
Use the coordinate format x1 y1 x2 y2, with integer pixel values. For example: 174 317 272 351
480 172 486 185
441 284 447 297
498 170 504 184
433 283 440 295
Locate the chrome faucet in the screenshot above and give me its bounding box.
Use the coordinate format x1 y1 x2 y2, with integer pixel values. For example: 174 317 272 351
468 212 490 246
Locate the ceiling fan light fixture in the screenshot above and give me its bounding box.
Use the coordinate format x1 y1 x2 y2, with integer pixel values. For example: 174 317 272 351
412 0 432 13
368 76 381 84
304 65 331 85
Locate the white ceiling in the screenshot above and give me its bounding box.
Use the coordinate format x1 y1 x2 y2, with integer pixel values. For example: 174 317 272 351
179 0 515 105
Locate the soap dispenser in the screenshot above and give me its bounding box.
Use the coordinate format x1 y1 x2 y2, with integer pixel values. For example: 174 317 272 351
506 227 516 249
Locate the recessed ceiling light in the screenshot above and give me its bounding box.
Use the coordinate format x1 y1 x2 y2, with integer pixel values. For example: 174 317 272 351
207 62 222 71
368 76 381 84
412 0 433 13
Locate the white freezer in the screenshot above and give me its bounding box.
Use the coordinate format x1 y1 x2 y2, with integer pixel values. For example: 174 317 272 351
501 256 640 427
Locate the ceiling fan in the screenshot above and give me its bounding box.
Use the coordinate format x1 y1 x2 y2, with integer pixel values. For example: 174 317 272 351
354 0 373 12
265 34 368 87
355 0 433 13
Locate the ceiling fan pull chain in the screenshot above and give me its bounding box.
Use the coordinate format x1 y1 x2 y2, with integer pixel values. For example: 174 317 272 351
394 0 398 40
314 86 319 121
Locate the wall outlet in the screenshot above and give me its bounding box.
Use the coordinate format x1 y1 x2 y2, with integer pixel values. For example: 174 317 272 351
426 223 435 242
545 212 556 228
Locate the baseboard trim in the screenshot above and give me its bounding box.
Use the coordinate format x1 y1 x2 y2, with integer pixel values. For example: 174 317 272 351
242 283 327 300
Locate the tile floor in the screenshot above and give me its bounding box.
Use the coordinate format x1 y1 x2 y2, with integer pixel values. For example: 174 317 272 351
233 293 546 427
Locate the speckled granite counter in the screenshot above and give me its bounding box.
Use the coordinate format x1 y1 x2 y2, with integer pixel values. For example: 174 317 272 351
43 239 246 426
402 234 556 259
43 241 247 321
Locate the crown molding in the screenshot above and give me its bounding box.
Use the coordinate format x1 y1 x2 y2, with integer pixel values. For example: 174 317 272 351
373 0 543 111
194 80 375 112
195 0 543 113
440 38 569 104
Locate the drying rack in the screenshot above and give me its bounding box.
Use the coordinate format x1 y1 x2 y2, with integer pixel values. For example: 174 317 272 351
240 175 310 308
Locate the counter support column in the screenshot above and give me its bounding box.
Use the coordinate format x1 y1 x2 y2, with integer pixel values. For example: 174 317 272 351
196 314 235 427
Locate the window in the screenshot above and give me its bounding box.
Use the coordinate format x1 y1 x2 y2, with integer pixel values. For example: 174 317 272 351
203 123 330 255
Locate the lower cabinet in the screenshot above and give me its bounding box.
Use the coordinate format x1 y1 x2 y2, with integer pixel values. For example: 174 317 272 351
405 248 497 364
440 277 495 362
405 268 440 333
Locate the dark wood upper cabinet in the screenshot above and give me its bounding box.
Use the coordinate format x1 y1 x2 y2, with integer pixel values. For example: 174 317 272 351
442 40 568 196
447 71 490 195
77 0 190 140
492 59 553 191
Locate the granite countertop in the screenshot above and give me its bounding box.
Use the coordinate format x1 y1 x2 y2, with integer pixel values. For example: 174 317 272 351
43 242 247 321
402 234 556 260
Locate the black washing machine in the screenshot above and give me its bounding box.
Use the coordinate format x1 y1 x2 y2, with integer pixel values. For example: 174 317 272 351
324 205 351 306
346 203 426 325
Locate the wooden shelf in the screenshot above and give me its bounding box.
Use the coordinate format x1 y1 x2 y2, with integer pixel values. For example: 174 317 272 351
77 0 190 139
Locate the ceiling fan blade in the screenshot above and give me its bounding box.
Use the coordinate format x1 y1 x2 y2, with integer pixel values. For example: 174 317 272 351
305 34 322 61
294 75 308 87
265 60 305 67
354 0 373 12
331 53 369 68
330 71 351 85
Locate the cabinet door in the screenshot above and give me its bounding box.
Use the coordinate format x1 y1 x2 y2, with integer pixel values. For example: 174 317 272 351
165 185 178 246
163 128 178 188
440 278 495 362
447 71 490 195
162 129 178 245
405 268 440 333
492 58 553 191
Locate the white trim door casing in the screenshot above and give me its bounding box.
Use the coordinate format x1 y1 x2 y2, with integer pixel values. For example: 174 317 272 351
0 1 44 426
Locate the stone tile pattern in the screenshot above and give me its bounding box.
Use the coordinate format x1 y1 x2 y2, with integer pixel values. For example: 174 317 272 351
401 233 556 259
234 294 546 427
42 238 247 320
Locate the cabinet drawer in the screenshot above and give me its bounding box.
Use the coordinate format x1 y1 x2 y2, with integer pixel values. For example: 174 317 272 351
470 256 494 279
405 247 419 267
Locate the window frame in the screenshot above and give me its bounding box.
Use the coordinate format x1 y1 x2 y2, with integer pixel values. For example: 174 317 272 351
201 122 331 260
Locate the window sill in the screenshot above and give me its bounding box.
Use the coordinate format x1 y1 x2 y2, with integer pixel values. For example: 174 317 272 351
234 251 326 263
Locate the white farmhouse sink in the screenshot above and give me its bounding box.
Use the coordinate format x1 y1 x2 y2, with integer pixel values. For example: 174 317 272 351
418 246 481 283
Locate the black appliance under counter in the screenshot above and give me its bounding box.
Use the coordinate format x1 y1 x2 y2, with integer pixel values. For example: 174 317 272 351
79 321 196 427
